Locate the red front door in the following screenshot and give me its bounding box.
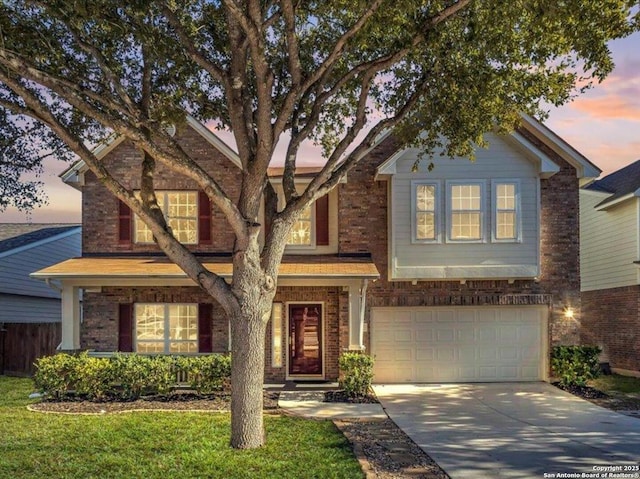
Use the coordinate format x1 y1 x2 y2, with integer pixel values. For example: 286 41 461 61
288 304 323 376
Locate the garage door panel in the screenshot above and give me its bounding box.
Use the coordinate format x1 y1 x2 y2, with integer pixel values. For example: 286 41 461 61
416 348 434 361
393 330 413 342
458 328 475 341
436 328 455 341
436 347 456 361
372 307 546 383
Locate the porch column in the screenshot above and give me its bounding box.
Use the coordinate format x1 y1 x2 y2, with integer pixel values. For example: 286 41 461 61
347 280 366 351
60 284 80 351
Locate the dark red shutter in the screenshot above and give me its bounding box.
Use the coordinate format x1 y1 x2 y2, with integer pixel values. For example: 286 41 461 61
118 200 132 245
118 303 134 352
198 303 213 353
198 191 212 245
315 194 329 246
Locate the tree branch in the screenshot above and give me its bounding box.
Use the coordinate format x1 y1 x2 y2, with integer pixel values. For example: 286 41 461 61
0 72 236 310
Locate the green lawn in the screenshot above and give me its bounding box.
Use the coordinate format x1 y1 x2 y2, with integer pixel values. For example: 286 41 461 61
590 374 640 395
0 376 363 479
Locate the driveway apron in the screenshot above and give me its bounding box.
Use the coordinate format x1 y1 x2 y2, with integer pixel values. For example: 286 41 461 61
374 383 640 479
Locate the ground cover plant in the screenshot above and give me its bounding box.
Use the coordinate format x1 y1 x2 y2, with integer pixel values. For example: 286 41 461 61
0 376 363 479
590 374 640 395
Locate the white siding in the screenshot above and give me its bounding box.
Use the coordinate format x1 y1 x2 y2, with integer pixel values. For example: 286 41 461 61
580 192 639 291
0 231 81 298
389 133 540 280
0 294 61 323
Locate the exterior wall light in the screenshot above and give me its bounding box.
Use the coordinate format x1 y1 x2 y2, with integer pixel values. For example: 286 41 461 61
564 307 574 319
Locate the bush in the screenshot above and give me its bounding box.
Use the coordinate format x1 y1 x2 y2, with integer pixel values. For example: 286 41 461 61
75 353 117 401
146 355 178 396
33 353 232 401
339 352 374 398
181 354 231 394
33 353 81 399
551 345 602 387
111 354 153 400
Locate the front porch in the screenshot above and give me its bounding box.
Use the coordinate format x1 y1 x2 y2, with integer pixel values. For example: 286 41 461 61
31 256 379 381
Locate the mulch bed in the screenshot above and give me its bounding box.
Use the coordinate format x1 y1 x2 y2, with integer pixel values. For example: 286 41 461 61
29 391 280 414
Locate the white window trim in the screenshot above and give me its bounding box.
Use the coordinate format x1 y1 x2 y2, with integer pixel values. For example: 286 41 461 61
285 201 317 250
491 179 522 243
411 180 441 244
134 191 199 245
134 303 199 354
445 180 487 243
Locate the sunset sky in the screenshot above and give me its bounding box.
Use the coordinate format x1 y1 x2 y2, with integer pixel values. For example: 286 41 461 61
1 31 639 224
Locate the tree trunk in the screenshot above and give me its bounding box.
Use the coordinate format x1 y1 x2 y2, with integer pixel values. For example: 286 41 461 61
229 302 269 448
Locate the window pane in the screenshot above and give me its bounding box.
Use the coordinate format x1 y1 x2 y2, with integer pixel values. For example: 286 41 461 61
288 204 313 245
137 342 165 353
167 192 197 218
169 304 198 341
496 212 516 239
416 185 435 211
169 341 198 353
135 304 165 340
272 303 283 368
416 212 435 240
452 184 480 210
451 212 481 240
169 218 198 244
134 192 197 244
497 184 515 210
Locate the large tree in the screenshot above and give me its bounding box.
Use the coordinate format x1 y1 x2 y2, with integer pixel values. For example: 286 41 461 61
0 0 636 448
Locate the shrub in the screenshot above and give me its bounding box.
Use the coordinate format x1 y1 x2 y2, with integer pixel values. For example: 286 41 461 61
146 355 178 396
551 345 602 387
339 352 374 398
33 353 81 399
75 353 117 401
111 353 154 400
178 354 231 394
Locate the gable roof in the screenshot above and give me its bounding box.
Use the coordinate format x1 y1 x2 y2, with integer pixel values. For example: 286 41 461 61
60 116 242 189
375 115 600 181
0 224 80 256
584 159 640 209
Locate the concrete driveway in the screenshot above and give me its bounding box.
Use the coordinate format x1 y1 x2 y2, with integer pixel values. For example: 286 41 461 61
374 383 640 478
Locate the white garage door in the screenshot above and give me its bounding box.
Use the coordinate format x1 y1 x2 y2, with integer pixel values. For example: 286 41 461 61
371 306 547 383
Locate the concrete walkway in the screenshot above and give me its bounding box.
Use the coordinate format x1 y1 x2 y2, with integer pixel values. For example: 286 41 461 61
278 390 386 419
374 383 640 479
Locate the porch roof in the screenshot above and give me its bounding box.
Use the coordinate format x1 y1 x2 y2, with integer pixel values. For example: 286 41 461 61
31 257 380 282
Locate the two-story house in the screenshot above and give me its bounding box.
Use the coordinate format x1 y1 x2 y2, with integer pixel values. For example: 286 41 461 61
579 160 640 376
33 114 599 383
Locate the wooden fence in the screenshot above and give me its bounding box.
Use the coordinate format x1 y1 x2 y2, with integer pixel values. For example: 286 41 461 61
0 322 61 376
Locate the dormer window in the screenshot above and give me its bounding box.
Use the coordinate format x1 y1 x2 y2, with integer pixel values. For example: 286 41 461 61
134 191 198 244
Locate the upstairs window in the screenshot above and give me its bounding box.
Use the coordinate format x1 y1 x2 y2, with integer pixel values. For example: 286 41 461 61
412 182 439 242
493 181 520 242
135 303 198 354
448 182 484 241
134 191 198 244
288 203 314 246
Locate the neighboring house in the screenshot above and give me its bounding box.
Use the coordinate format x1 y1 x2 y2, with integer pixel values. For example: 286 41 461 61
0 224 81 375
579 160 640 376
32 115 598 383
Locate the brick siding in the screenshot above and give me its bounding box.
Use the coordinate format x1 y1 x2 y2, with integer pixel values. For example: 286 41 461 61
581 286 640 372
79 126 584 380
82 286 347 382
82 125 240 254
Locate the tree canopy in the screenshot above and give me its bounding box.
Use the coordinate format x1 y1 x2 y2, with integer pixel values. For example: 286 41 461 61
0 0 637 448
